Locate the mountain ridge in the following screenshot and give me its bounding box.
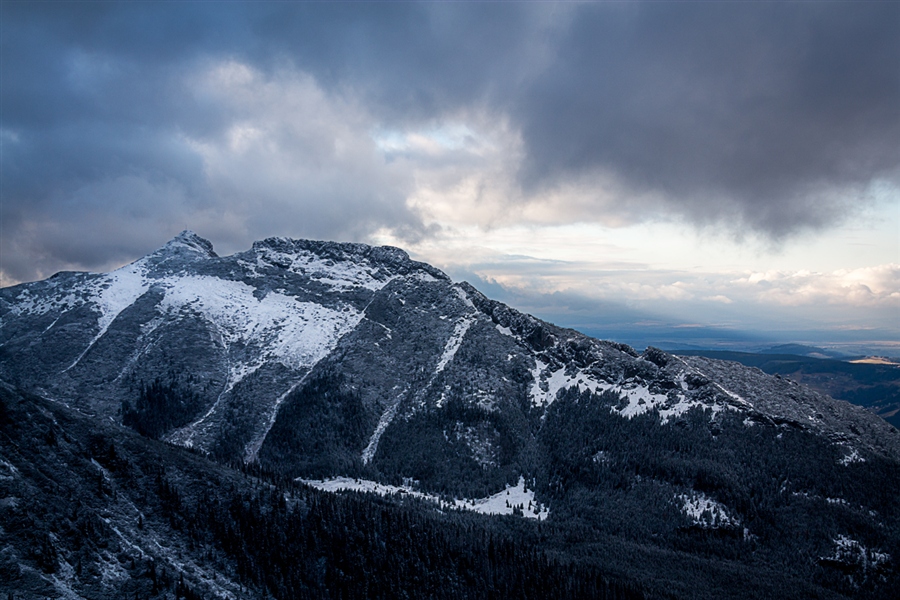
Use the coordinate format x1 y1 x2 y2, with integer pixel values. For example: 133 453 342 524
2 231 897 467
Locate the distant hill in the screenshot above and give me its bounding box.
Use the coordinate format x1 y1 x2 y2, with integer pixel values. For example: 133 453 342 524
673 350 900 429
762 344 855 360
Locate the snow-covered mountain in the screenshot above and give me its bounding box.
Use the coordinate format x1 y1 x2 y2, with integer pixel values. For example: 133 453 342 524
2 231 896 472
2 231 899 598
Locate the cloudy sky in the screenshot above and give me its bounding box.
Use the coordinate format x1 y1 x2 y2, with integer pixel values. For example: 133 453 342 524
2 2 898 352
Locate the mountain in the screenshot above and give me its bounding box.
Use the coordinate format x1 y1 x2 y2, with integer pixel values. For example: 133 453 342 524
2 231 899 599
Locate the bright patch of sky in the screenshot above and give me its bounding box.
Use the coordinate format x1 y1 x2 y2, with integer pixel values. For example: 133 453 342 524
373 123 482 155
367 117 898 350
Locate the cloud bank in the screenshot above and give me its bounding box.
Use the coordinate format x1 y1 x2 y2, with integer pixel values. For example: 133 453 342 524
2 2 897 297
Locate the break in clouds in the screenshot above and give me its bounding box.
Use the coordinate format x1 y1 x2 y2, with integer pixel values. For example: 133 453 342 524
1 2 898 284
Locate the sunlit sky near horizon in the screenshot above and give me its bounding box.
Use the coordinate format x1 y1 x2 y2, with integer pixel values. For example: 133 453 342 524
2 2 897 352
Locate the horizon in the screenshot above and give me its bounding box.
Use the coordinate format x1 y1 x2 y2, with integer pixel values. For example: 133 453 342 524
2 2 897 355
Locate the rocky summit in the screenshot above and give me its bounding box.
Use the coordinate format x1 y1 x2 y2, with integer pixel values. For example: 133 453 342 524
1 232 898 599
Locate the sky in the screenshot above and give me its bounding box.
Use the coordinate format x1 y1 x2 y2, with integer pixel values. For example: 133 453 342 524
2 1 898 353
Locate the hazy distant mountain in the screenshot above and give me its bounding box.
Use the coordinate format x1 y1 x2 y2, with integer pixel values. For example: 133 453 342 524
762 344 855 360
2 232 898 599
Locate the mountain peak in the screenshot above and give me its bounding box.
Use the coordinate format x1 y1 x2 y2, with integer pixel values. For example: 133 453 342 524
162 230 218 258
251 236 406 262
250 236 450 281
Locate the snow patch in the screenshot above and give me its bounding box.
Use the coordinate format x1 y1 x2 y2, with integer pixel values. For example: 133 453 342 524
7 284 83 319
527 359 725 424
158 276 363 370
244 376 308 462
459 477 549 520
839 447 866 466
411 310 479 412
612 382 726 424
301 476 549 520
258 247 396 291
410 270 440 283
615 385 671 419
822 535 891 570
673 355 751 411
679 492 738 528
657 394 728 423
714 383 750 407
529 360 612 407
453 284 476 309
301 476 434 501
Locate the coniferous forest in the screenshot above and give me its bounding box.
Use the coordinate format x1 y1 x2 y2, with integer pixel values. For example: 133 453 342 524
2 381 898 599
1 384 645 600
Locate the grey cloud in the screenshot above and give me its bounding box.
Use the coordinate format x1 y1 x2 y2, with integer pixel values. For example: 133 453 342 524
2 2 897 283
514 3 899 235
1 4 431 283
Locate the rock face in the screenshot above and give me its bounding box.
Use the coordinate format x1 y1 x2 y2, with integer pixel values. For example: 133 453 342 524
2 231 897 475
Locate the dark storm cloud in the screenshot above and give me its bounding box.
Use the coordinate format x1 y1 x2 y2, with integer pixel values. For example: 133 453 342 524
514 2 900 236
1 2 897 283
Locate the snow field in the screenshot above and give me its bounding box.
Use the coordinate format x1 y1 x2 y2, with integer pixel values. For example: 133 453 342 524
158 275 363 370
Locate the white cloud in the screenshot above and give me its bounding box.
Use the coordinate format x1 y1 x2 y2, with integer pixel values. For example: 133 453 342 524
734 265 900 307
181 61 417 246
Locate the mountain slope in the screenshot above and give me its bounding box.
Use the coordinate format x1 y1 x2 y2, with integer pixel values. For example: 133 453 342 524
2 232 899 598
0 382 649 600
675 349 900 429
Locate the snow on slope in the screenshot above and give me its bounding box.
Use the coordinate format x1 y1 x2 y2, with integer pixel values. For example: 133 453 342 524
244 377 308 463
529 359 611 407
2 258 155 373
5 279 86 319
300 476 549 520
157 275 363 370
528 358 731 424
821 535 891 570
256 244 398 291
361 389 407 465
7 233 408 381
435 316 475 374
154 259 401 450
455 477 549 520
679 492 739 528
6 237 403 409
63 261 152 371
